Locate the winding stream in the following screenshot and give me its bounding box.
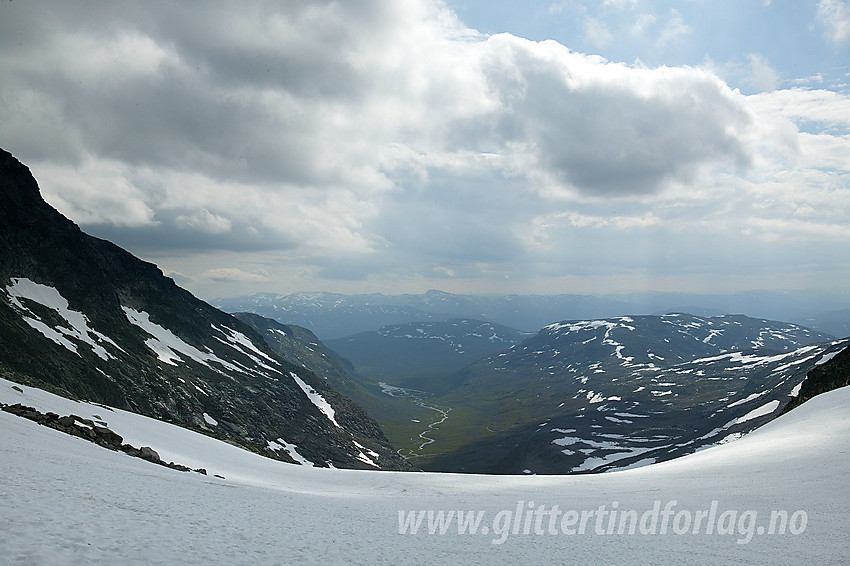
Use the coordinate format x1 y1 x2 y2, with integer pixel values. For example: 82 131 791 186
378 381 451 458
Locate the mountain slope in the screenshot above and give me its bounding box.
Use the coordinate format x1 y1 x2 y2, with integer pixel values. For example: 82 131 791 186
781 343 850 414
0 147 408 470
232 311 452 460
413 314 844 473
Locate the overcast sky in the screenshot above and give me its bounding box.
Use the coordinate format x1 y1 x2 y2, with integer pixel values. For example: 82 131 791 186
1 1 848 299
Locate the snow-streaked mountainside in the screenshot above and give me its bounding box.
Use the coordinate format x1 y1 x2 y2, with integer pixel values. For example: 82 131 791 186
2 376 848 564
0 148 407 471
230 311 433 431
410 315 845 474
232 312 363 395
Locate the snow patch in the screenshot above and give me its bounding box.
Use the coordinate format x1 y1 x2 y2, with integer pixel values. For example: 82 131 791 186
290 372 340 428
122 307 243 375
353 441 380 467
267 438 314 467
212 325 281 373
815 350 841 366
5 278 121 360
727 391 768 408
735 400 781 424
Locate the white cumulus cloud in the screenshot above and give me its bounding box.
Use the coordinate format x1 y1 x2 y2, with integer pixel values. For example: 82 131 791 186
0 0 847 296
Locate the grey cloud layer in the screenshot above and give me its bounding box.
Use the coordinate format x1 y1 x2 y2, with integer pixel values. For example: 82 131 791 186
478 36 752 195
1 1 754 186
0 0 846 292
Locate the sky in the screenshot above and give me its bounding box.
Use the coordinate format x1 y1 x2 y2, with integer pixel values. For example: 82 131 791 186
1 0 848 300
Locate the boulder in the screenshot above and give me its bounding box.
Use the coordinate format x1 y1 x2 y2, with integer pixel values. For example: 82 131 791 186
57 415 76 427
139 446 161 462
92 426 123 446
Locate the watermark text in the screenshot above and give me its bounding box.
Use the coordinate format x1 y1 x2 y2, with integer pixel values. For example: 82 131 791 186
398 500 807 545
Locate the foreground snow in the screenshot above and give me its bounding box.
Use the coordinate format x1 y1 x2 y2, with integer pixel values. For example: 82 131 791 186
1 379 848 565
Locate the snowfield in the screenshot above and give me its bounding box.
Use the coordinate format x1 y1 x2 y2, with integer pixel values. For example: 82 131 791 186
1 378 848 565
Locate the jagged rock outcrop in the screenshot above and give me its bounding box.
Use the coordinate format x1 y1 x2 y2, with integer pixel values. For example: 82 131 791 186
782 345 850 414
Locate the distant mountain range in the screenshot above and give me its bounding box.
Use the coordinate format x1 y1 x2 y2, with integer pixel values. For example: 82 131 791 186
213 289 850 340
0 148 408 471
326 319 534 385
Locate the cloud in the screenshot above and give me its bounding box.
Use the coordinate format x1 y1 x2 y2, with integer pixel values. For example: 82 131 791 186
583 17 614 48
655 9 691 49
0 0 847 295
603 0 639 10
201 268 270 283
1 2 757 209
620 9 691 51
744 53 780 92
817 0 850 45
176 209 232 234
165 271 194 285
548 3 567 16
481 36 752 196
631 13 657 38
748 88 850 128
32 159 157 227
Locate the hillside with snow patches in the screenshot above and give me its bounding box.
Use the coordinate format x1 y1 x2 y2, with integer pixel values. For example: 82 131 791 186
231 311 458 457
2 375 849 564
0 147 408 471
411 314 845 474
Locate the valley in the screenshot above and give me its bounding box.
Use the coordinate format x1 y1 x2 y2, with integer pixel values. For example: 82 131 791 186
308 313 847 474
215 287 850 474
378 381 451 459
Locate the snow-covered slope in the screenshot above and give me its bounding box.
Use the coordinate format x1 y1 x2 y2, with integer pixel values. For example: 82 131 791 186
2 377 847 564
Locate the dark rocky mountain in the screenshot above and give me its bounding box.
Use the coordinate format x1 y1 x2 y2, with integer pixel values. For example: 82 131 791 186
326 319 534 388
403 314 847 473
782 344 850 414
0 148 409 471
232 312 384 414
